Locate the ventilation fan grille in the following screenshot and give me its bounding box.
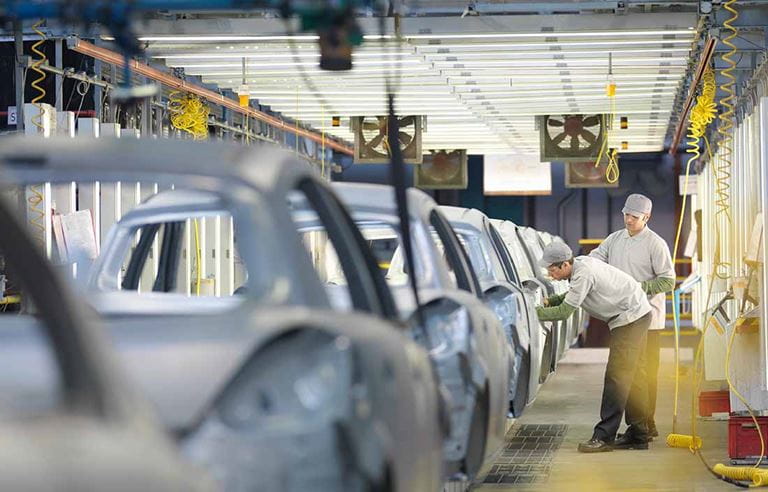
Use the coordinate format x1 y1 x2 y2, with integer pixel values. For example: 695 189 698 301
539 114 607 163
565 160 619 188
352 115 423 164
415 150 468 189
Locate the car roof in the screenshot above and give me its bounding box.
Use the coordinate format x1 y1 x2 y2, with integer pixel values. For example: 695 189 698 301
440 206 488 231
131 188 223 213
332 182 438 221
0 137 315 192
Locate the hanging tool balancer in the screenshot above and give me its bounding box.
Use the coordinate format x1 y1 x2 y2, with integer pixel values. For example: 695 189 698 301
1 0 368 96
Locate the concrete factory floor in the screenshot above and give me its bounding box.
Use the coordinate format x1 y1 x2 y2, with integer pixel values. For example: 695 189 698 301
474 347 740 491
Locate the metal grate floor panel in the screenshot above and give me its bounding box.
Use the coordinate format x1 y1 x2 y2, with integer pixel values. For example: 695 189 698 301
481 424 567 486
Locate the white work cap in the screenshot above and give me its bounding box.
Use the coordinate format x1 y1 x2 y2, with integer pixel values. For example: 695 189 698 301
539 241 573 268
622 193 652 217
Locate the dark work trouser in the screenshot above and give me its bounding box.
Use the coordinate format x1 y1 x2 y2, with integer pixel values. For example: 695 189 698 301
592 312 652 442
644 330 661 426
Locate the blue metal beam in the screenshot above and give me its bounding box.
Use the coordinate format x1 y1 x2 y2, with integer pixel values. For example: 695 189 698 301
1 0 370 19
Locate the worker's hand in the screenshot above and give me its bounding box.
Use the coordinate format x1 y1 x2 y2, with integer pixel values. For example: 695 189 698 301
543 297 550 307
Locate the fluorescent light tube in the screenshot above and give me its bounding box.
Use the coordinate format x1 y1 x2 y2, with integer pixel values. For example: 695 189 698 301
398 30 695 40
414 39 694 50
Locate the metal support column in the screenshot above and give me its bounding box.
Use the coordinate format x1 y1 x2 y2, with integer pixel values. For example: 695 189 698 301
109 63 118 123
93 40 103 121
54 38 63 112
154 99 163 138
225 108 234 140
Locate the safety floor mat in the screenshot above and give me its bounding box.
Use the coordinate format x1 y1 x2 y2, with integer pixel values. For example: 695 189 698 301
480 424 568 486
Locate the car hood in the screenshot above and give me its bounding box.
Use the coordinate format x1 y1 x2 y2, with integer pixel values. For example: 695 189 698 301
0 307 338 434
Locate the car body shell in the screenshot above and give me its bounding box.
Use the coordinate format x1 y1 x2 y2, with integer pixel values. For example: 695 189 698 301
441 207 545 415
0 147 212 491
491 221 559 378
516 226 571 366
333 182 509 477
0 137 444 492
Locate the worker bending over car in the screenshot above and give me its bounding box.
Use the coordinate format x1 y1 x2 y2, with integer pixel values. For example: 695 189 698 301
589 193 675 442
536 241 652 453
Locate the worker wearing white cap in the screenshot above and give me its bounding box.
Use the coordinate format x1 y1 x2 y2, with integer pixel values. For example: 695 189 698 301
536 241 652 453
589 193 675 443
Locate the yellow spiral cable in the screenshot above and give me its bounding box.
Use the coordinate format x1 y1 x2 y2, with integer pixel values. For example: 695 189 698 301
667 257 717 451
28 20 48 250
668 67 717 438
713 464 768 487
595 88 620 183
169 91 209 140
30 20 47 131
712 0 738 285
605 148 620 183
605 91 620 183
705 135 733 281
665 433 703 450
716 0 738 225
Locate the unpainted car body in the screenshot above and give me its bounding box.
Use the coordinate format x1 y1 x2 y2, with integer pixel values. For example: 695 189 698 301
0 165 211 491
516 226 573 367
0 138 445 492
492 221 559 378
334 182 509 479
441 207 545 416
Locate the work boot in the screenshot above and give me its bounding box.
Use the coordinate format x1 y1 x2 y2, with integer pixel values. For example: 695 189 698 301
613 433 649 450
577 438 613 453
648 421 659 438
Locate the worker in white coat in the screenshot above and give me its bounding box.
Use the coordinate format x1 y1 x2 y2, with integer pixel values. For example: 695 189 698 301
536 241 652 453
589 194 675 441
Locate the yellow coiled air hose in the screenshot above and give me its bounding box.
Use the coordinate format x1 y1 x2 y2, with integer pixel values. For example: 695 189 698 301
668 67 717 447
595 87 620 184
714 465 768 487
27 20 48 250
605 148 620 184
716 0 738 229
169 91 210 140
604 92 620 184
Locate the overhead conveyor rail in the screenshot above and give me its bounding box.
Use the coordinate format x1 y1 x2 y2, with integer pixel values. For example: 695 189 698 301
68 37 354 155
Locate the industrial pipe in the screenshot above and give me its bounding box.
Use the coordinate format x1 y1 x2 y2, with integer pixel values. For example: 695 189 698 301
68 37 354 155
